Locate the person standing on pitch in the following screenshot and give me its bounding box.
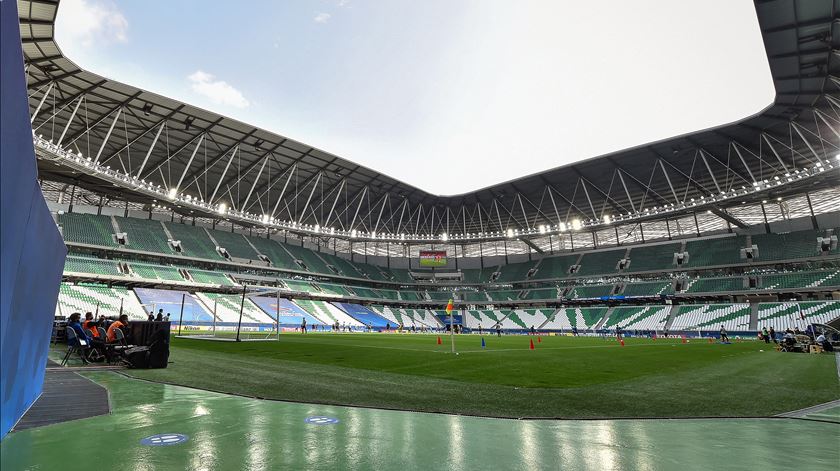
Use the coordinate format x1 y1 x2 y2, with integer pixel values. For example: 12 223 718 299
495 323 501 337
301 317 307 334
478 324 482 335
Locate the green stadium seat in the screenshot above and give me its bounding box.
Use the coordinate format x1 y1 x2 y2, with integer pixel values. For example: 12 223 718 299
751 230 821 261
496 260 537 282
622 281 673 297
683 236 745 268
58 213 118 247
209 229 260 259
575 249 625 276
115 216 173 254
532 254 578 279
246 236 299 270
565 284 614 299
626 243 680 272
164 222 224 260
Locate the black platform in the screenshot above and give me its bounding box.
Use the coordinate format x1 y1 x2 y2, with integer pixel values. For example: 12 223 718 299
12 367 110 431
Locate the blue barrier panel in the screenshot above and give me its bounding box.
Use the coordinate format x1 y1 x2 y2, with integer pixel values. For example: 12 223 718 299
0 0 67 439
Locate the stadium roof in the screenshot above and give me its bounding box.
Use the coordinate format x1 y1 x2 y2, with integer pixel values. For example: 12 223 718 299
19 0 840 242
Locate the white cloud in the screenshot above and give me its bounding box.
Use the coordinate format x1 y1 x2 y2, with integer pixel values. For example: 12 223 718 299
314 12 331 23
55 0 127 47
187 70 250 109
338 0 351 7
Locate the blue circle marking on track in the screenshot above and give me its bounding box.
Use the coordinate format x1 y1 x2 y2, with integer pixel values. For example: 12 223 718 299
305 416 340 425
140 433 190 446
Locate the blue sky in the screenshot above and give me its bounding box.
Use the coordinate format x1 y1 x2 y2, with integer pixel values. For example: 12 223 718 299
55 0 775 195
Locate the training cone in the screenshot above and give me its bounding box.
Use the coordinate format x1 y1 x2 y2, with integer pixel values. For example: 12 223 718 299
529 338 535 350
481 337 486 348
437 336 442 345
681 335 687 344
619 338 625 347
537 336 542 343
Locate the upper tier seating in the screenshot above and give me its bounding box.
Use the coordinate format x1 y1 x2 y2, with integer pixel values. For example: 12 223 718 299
115 216 173 254
751 230 823 261
683 236 745 267
246 236 299 270
59 213 118 247
210 229 260 260
533 254 578 279
277 243 331 274
626 242 681 272
164 222 224 260
576 249 625 276
496 260 537 282
462 268 490 283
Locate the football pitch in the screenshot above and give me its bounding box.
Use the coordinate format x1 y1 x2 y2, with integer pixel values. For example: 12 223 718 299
124 333 840 418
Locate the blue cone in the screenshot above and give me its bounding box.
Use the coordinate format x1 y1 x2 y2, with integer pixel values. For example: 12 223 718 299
481 337 486 348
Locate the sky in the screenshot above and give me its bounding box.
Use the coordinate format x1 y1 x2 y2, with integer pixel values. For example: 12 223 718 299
55 0 775 196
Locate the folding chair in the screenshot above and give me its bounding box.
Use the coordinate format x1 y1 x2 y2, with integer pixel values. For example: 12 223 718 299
61 327 89 366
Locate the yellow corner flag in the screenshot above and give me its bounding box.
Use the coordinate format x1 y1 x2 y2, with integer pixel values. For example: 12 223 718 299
446 299 454 314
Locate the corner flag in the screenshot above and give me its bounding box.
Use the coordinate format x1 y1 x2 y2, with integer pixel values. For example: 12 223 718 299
446 299 454 314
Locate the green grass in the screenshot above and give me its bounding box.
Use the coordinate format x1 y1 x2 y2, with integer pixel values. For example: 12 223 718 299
121 333 839 418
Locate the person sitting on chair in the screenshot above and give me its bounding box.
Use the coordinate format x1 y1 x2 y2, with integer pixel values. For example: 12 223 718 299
68 312 91 346
82 312 100 339
107 314 129 343
816 333 834 352
82 312 106 355
67 312 95 360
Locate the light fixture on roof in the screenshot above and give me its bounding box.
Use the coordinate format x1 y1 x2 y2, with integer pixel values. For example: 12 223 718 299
603 215 611 224
217 202 227 215
571 219 581 230
261 214 270 223
167 188 178 199
506 228 514 238
184 117 194 130
558 222 567 232
441 232 448 241
538 224 546 234
142 103 152 116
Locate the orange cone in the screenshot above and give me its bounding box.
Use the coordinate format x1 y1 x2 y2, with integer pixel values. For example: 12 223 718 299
529 338 535 350
619 338 625 347
681 335 687 344
537 336 542 343
437 336 442 345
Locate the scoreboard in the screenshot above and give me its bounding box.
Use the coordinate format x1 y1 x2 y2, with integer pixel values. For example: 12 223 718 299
419 250 447 267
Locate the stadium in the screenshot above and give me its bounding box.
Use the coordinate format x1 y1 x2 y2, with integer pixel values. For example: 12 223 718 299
1 0 839 469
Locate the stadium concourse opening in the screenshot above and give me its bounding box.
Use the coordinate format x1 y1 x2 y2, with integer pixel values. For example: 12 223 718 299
3 0 840 469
